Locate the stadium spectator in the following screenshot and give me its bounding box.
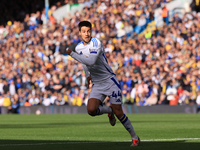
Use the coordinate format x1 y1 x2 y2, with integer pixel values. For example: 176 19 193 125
138 80 149 96
24 100 31 107
3 93 11 107
29 94 40 106
144 92 158 106
123 92 134 104
42 94 51 106
72 93 82 106
196 91 200 113
162 5 169 25
137 15 147 32
190 0 200 12
0 94 4 106
55 93 65 105
10 94 20 113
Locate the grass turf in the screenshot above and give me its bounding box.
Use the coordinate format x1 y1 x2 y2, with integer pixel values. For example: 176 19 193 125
0 114 199 150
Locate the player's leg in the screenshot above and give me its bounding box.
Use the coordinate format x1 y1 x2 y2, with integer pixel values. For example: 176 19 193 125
112 104 140 146
112 104 138 139
108 76 140 146
87 98 101 116
87 98 113 116
87 82 116 125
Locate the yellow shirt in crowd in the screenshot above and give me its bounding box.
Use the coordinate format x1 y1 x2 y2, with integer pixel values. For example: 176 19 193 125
3 97 11 107
72 97 82 106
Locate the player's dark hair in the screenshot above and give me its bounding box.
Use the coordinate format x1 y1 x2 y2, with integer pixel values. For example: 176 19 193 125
78 21 92 31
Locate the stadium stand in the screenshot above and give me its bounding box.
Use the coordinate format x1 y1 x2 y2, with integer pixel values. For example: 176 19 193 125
0 0 199 114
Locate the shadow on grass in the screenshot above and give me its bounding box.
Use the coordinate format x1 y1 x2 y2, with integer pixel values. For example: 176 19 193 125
0 119 199 129
0 121 109 128
0 139 199 150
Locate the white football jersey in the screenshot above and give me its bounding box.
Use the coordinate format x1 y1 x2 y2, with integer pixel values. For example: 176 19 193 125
70 37 115 83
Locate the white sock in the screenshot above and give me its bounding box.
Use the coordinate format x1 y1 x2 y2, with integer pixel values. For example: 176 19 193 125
119 114 138 139
95 105 112 115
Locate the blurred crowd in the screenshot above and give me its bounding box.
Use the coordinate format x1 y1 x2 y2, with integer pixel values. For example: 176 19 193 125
0 0 65 25
0 0 200 114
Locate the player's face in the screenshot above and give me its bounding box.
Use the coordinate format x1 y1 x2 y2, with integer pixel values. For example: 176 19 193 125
79 26 91 44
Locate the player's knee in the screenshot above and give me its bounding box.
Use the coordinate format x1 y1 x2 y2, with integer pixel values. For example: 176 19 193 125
87 108 97 116
113 109 124 119
115 112 123 119
87 111 96 116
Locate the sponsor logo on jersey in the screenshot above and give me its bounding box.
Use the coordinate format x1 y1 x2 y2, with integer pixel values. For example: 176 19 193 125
89 48 98 54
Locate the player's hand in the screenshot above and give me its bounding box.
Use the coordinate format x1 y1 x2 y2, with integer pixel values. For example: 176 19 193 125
66 47 72 55
87 76 92 89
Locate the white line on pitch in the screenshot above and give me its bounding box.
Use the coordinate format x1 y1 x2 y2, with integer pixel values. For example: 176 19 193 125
141 138 200 141
0 138 200 146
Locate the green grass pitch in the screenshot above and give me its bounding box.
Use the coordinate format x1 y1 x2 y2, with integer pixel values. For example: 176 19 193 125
0 113 200 150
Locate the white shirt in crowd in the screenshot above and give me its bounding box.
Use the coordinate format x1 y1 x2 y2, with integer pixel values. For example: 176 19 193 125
196 95 200 105
42 97 51 106
138 16 146 27
9 84 16 96
50 95 57 104
131 87 138 99
0 97 4 106
29 97 40 105
0 82 4 93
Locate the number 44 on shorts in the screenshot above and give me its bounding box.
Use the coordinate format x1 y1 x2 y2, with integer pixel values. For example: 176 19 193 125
112 91 122 102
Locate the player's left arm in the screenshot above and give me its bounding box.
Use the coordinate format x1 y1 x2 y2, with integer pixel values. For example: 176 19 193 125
66 46 102 66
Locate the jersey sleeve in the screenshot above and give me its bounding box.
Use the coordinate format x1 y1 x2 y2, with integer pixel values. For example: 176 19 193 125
74 45 78 53
82 64 90 78
70 42 102 66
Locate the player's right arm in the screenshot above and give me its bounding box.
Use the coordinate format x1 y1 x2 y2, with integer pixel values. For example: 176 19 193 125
66 46 91 78
82 64 91 88
82 64 90 78
67 44 102 66
66 47 92 88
